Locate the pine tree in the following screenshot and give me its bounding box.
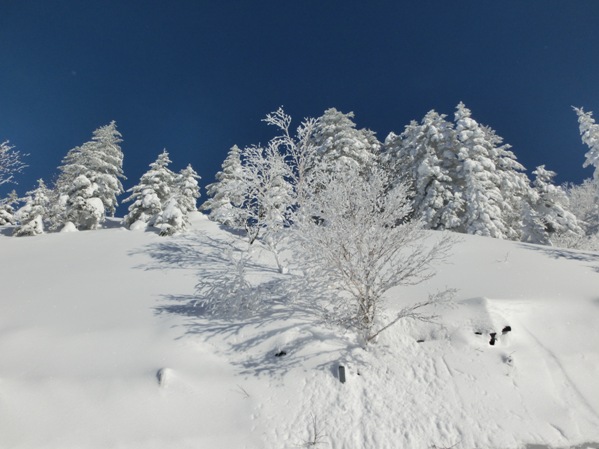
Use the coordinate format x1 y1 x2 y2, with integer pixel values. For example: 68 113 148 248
14 179 50 236
176 164 201 214
481 124 531 240
529 165 583 244
53 121 125 229
574 107 599 179
384 110 462 230
64 174 104 230
201 145 247 228
310 108 380 174
154 196 188 236
453 102 508 238
123 150 175 229
0 190 20 225
520 200 549 245
85 121 126 216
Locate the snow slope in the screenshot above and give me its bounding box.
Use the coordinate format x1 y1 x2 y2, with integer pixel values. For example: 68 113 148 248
1 214 598 449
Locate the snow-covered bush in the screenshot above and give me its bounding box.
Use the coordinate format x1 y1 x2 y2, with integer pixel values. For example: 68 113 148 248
293 165 454 342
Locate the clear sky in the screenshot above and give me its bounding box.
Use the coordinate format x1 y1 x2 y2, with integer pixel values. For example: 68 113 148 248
1 0 599 210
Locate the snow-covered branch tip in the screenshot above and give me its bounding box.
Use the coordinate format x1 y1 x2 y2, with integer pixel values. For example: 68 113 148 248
0 140 28 186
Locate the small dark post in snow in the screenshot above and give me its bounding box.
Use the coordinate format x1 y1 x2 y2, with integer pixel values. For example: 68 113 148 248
338 365 346 384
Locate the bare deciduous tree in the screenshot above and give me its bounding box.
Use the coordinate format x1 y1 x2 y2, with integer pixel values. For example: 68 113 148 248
293 165 454 342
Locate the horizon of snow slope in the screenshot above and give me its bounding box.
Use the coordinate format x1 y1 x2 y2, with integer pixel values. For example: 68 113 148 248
0 213 598 449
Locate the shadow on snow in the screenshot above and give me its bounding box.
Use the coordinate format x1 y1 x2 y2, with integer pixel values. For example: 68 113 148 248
132 229 356 378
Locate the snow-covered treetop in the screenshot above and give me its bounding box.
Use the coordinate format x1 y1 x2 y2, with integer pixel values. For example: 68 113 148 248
310 108 380 172
0 140 27 187
574 107 599 179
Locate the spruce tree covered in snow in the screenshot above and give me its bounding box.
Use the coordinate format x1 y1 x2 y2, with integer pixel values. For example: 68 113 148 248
53 121 125 230
64 174 105 230
152 164 200 236
13 179 50 237
384 110 462 230
0 140 27 187
154 196 188 236
202 145 247 228
84 121 126 216
574 107 599 179
0 190 20 225
528 165 583 244
309 108 380 174
482 124 532 240
521 201 549 245
123 150 175 229
453 102 527 239
176 164 201 214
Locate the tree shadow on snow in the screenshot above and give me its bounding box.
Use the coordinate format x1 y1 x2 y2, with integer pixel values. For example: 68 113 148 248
156 278 357 378
135 230 356 377
519 243 599 272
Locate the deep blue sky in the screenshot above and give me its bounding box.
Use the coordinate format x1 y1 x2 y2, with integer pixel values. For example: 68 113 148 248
2 1 599 211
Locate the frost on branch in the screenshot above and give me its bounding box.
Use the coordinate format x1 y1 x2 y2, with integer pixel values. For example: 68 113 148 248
195 250 263 319
0 140 27 187
574 106 599 179
292 165 455 342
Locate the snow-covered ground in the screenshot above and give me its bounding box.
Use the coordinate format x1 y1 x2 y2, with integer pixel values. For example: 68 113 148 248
1 214 598 449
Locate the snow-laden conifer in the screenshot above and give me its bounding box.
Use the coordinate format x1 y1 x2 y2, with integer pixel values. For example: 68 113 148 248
454 102 521 239
85 121 126 216
481 124 531 240
154 196 188 236
310 108 380 174
384 110 462 230
0 190 20 225
13 179 50 236
53 121 125 229
176 164 201 214
520 200 549 245
529 165 583 244
574 107 599 179
123 150 175 229
201 145 247 228
64 174 104 230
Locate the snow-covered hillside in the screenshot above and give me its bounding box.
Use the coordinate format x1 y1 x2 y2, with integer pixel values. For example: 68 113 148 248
1 214 598 449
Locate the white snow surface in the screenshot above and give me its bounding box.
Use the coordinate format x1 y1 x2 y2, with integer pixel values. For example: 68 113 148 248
1 214 598 449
